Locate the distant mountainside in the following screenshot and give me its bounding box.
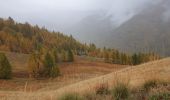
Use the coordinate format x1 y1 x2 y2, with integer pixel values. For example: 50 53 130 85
67 12 115 46
109 1 170 56
69 1 170 56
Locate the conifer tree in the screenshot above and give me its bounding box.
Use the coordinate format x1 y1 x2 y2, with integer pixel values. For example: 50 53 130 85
115 50 120 64
0 19 4 31
28 52 41 78
111 50 116 63
124 54 128 65
132 53 138 65
120 53 124 64
0 53 12 79
67 49 74 62
104 51 110 63
61 50 67 62
43 52 60 78
53 49 59 63
127 55 132 65
121 53 127 65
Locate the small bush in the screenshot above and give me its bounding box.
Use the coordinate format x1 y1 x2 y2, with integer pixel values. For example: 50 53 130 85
83 92 112 100
95 83 110 95
83 93 97 100
59 93 83 100
149 92 170 100
112 83 129 100
143 80 157 92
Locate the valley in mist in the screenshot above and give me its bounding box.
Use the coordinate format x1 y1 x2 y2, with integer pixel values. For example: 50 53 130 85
1 0 170 100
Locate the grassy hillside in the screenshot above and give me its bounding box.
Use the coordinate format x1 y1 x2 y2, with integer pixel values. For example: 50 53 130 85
0 54 169 99
0 51 127 93
34 58 170 99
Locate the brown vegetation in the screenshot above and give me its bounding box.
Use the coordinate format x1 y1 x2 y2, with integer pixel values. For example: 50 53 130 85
0 51 169 100
0 51 126 93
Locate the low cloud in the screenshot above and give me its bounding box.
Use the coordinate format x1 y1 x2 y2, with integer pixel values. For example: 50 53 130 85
0 0 163 32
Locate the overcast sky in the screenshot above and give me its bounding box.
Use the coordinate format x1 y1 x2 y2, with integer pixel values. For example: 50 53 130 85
0 0 161 33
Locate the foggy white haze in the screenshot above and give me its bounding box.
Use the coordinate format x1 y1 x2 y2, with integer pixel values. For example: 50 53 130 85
0 0 161 32
2 0 170 49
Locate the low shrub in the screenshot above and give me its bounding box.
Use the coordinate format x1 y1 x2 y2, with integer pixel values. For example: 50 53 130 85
143 80 157 92
59 93 83 100
83 93 97 100
112 83 129 100
149 92 170 100
95 83 110 95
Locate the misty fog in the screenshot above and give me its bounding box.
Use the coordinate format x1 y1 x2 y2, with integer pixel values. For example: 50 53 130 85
0 0 162 33
1 0 170 47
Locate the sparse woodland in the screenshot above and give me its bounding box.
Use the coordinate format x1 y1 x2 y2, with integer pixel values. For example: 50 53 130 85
0 17 160 79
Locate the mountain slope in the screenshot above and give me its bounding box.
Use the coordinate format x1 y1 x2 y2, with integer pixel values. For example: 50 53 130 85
36 58 170 99
68 12 115 46
109 1 170 56
68 1 170 56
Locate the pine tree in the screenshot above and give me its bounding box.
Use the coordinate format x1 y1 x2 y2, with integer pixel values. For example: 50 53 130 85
61 50 67 62
0 18 4 31
115 50 120 64
127 55 132 65
53 49 59 63
120 53 124 64
124 54 128 65
111 50 116 63
0 53 12 79
104 51 110 63
120 53 127 65
43 53 60 78
50 64 60 78
67 49 74 62
28 52 42 78
132 53 138 65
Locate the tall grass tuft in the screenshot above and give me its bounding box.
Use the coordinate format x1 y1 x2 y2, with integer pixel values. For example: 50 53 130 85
149 92 170 100
58 93 83 100
95 83 110 95
143 80 157 92
112 82 129 100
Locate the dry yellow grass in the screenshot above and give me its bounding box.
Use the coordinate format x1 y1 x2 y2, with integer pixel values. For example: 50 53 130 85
0 51 127 100
0 51 126 92
1 57 170 100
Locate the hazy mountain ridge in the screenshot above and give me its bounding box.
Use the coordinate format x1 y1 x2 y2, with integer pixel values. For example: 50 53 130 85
67 11 115 46
109 1 170 56
69 1 170 56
